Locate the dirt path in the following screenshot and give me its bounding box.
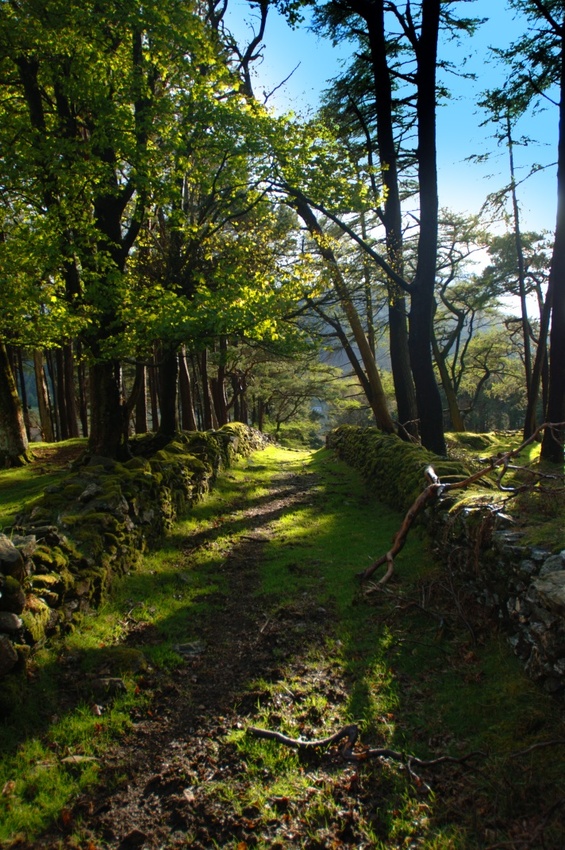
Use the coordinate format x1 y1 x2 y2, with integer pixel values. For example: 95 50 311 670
56 465 328 850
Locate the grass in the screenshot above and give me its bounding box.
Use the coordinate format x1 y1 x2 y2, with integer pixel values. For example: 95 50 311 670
0 438 86 532
0 441 564 847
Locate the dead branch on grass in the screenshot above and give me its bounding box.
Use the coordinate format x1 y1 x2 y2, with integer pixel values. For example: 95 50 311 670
360 422 565 587
247 723 484 790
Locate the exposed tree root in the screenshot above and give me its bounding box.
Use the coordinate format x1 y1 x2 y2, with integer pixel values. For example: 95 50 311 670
359 422 565 587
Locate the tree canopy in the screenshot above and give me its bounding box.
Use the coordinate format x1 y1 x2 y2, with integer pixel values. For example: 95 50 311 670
0 0 562 464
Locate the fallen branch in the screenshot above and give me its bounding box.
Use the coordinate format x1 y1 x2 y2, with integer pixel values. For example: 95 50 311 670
359 422 564 585
247 723 484 770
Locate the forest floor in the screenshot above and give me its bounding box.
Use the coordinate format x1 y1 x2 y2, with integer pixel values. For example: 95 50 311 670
2 444 565 849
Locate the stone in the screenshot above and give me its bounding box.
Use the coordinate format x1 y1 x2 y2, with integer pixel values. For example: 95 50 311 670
0 576 26 614
539 550 565 576
90 677 127 697
10 534 37 559
0 534 25 581
0 635 18 676
78 483 103 503
0 612 23 633
531 572 565 619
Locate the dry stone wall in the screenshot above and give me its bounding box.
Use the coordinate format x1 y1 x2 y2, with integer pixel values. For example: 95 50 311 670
0 424 265 687
327 425 565 696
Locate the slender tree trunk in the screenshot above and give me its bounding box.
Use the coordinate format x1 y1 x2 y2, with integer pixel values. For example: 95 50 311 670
157 346 179 437
63 342 80 438
76 343 89 437
44 350 60 441
178 348 197 431
149 348 160 432
33 350 55 442
211 336 229 426
432 331 465 431
15 348 32 440
200 349 218 430
290 192 396 434
135 363 148 434
0 342 30 467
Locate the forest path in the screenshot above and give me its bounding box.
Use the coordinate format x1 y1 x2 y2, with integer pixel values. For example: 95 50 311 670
21 444 565 850
80 451 324 849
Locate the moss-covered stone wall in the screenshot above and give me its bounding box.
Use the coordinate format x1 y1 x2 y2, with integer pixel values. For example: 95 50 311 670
0 424 266 681
327 425 565 695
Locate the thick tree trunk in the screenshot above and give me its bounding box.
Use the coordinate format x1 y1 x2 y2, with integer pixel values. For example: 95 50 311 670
541 33 565 463
409 0 446 456
365 5 418 437
0 342 30 467
88 360 128 458
33 350 55 442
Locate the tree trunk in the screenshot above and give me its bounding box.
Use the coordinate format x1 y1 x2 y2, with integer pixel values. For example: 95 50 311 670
290 192 396 434
149 349 160 432
211 337 229 427
157 346 179 437
44 350 60 441
63 343 80 438
409 0 446 456
15 348 32 441
541 33 565 464
200 349 218 430
364 4 418 437
33 350 55 442
432 331 466 432
135 363 148 434
178 348 197 431
88 360 128 458
0 342 30 467
76 343 89 437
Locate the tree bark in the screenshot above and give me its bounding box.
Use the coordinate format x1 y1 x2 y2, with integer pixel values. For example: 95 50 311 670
178 348 197 431
541 28 565 463
0 342 30 467
88 360 128 458
364 3 418 436
289 191 396 434
199 349 218 430
409 0 446 456
134 362 148 434
157 346 179 437
33 350 55 442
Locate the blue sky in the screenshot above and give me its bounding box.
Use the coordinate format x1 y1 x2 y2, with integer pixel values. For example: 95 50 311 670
226 0 558 236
